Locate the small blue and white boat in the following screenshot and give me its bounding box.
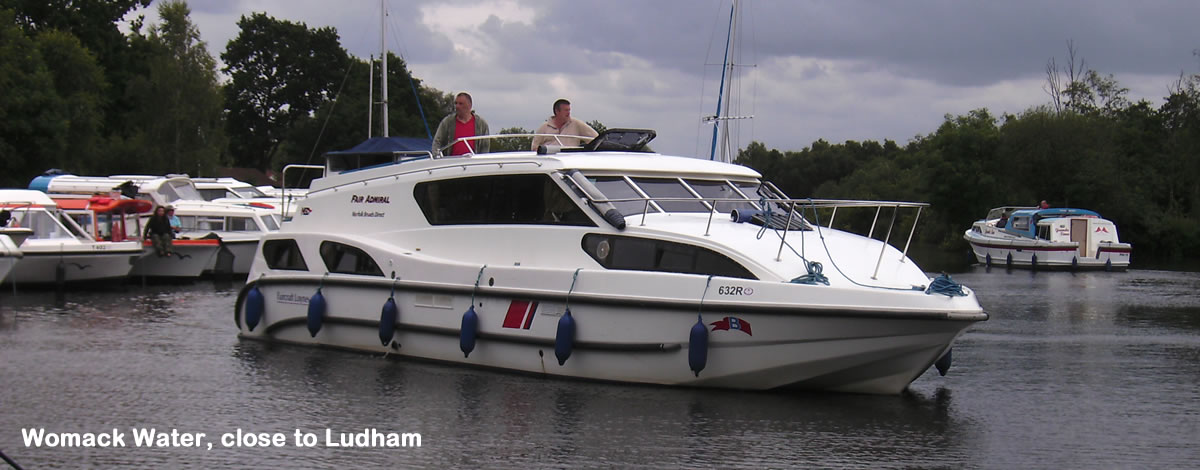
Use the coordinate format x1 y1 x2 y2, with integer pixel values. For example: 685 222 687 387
964 206 1132 270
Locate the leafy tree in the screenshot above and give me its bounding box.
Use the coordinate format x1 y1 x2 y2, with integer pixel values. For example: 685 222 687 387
0 8 67 187
4 0 153 135
491 127 532 153
118 0 225 176
285 52 452 168
222 13 351 172
33 29 107 175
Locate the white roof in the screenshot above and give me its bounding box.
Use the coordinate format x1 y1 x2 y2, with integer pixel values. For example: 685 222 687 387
0 189 56 205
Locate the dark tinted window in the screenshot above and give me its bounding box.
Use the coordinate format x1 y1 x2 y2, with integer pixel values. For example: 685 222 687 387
632 178 707 212
414 174 595 226
262 239 308 271
582 234 755 279
685 179 756 213
319 241 383 276
590 176 651 216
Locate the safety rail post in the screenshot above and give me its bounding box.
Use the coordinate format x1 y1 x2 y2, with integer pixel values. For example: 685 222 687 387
867 206 881 239
704 199 717 236
280 164 325 221
640 200 651 226
871 205 899 280
899 206 922 262
775 200 797 261
828 207 837 228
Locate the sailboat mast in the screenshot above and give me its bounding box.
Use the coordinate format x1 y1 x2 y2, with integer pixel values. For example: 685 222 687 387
368 54 374 138
380 0 389 137
708 2 735 162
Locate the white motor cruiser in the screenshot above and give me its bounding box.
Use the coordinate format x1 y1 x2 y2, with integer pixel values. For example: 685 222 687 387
0 190 142 285
964 206 1132 270
234 130 987 395
30 173 282 275
52 195 221 279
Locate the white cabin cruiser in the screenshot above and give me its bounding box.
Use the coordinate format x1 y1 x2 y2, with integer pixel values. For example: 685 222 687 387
234 130 987 395
52 195 220 279
30 173 282 274
0 190 142 285
964 206 1132 270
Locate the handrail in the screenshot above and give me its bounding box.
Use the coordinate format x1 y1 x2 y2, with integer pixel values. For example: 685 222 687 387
568 191 929 280
436 133 595 158
280 164 324 221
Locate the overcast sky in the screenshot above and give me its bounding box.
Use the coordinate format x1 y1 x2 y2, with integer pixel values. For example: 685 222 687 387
128 0 1200 158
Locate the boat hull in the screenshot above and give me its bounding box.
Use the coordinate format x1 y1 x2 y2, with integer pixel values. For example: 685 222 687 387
2 249 140 285
130 240 221 278
964 230 1130 270
236 275 983 395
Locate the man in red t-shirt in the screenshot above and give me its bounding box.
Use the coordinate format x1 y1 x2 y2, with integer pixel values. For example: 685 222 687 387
432 92 491 156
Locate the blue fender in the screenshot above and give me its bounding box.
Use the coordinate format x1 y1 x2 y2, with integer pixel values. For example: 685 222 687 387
688 316 709 377
1006 253 1013 267
460 305 478 358
245 286 265 331
934 348 953 376
307 288 326 337
555 309 576 366
985 253 992 267
379 297 398 346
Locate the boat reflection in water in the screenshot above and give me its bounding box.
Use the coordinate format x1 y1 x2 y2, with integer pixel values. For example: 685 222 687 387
233 129 987 395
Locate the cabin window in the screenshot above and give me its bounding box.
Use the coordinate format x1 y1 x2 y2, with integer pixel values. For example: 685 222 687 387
14 210 73 240
631 178 708 213
1011 217 1030 231
581 234 756 279
260 215 279 231
1037 225 1051 240
262 239 309 271
228 217 260 232
414 174 595 226
195 216 224 231
589 176 652 216
684 179 757 213
319 241 383 276
197 189 232 201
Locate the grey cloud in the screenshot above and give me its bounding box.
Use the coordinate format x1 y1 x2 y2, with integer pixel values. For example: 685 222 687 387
509 0 1199 89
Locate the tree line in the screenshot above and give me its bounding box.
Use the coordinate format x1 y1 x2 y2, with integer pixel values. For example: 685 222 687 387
1 0 452 188
737 44 1200 259
2 2 1197 258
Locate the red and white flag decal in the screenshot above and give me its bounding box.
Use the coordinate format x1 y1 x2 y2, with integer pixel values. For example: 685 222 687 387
502 300 539 329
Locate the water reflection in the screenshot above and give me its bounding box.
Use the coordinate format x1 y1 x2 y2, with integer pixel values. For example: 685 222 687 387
3 272 1200 468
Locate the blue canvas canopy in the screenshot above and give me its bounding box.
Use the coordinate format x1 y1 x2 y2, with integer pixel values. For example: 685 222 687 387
325 136 432 156
324 137 433 173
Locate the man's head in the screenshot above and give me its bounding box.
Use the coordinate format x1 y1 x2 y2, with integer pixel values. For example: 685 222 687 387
552 99 571 124
454 92 473 118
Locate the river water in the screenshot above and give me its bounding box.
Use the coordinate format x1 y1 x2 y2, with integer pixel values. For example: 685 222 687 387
1 267 1198 469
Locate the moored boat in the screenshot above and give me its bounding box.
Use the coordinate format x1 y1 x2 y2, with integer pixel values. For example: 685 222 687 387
964 206 1132 270
233 130 987 395
53 195 221 279
0 190 142 285
30 173 281 275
